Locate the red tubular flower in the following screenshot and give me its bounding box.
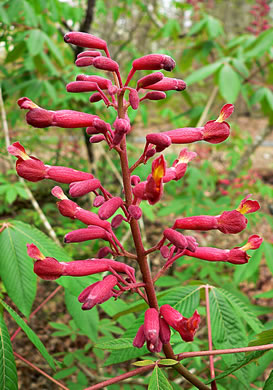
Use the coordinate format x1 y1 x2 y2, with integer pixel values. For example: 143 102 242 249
98 197 124 220
66 81 98 92
133 308 168 353
64 32 107 51
184 235 263 264
137 72 164 89
45 166 93 183
78 275 118 310
160 305 200 342
132 54 176 71
202 104 234 144
143 77 186 91
18 97 98 129
145 155 166 205
164 148 197 183
162 127 204 144
64 226 112 243
69 178 101 197
174 215 218 231
8 142 47 182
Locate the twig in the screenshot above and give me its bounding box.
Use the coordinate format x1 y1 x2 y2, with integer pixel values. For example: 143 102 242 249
196 86 218 127
0 87 61 246
176 343 273 360
14 351 69 390
83 364 155 390
205 285 217 390
10 285 63 342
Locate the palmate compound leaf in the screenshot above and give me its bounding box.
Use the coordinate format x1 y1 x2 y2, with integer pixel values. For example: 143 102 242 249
0 220 72 317
209 288 249 387
0 313 18 390
148 366 173 390
0 299 56 370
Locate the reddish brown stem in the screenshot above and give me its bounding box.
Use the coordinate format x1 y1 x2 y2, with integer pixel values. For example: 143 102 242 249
84 364 154 390
10 285 63 342
14 351 69 390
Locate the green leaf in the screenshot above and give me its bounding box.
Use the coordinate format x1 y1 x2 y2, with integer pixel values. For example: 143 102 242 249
218 288 263 333
43 34 65 66
95 338 133 350
206 349 269 384
263 370 273 390
254 290 273 299
158 285 200 317
159 359 178 366
245 28 273 58
132 360 154 367
206 15 223 38
0 313 18 390
23 0 38 27
185 61 222 86
5 187 17 204
0 299 56 370
26 30 45 56
219 64 241 103
148 366 173 390
0 5 9 24
0 221 37 317
248 329 273 347
188 19 207 36
264 88 273 111
232 58 249 78
234 246 263 283
64 290 98 342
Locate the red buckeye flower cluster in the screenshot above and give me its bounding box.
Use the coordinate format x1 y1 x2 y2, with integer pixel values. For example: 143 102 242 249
8 32 263 354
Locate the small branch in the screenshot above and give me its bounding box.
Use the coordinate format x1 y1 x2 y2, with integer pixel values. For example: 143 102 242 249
10 285 63 342
83 364 155 390
205 285 217 390
14 351 69 390
196 86 218 127
176 343 273 360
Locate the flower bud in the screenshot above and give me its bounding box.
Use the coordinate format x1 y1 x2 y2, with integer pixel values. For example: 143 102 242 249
111 214 124 229
114 118 131 134
64 226 111 243
93 195 105 207
69 178 101 197
89 134 106 143
66 81 98 92
89 93 103 103
163 228 188 249
137 72 164 89
64 32 107 51
75 208 111 231
129 89 139 110
77 50 102 58
128 205 142 220
133 325 145 349
78 275 118 310
159 317 171 344
133 181 147 200
145 148 156 158
143 77 186 91
132 54 175 71
75 57 94 67
160 245 170 259
76 74 112 89
130 175 140 186
146 133 171 149
97 246 113 258
93 57 119 72
144 308 161 352
185 235 198 252
142 91 166 101
98 197 123 220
